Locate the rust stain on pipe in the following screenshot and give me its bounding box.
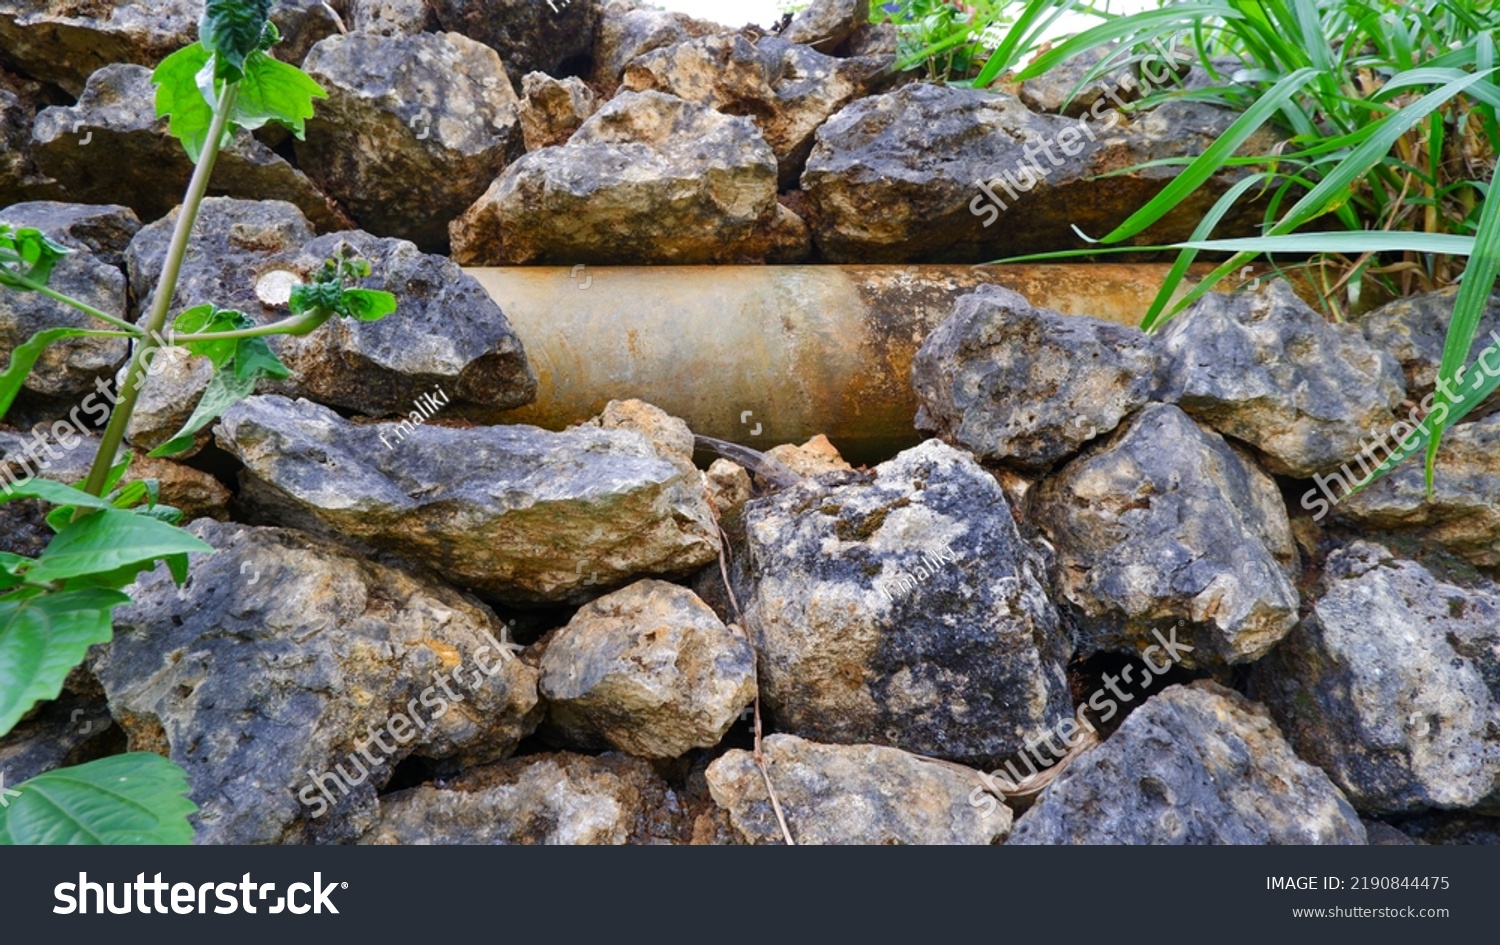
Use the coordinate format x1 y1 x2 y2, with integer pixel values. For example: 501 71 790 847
468 264 1210 464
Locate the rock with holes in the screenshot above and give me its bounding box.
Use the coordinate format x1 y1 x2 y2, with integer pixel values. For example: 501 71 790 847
125 198 536 418
1026 403 1299 665
802 81 1271 262
452 90 804 265
215 395 720 603
779 0 868 54
361 752 697 845
427 0 602 87
518 72 599 151
296 31 521 251
621 32 886 188
741 438 1072 768
707 734 1012 845
912 285 1160 471
0 201 133 400
1009 682 1367 844
539 580 756 759
1333 414 1500 567
1158 280 1406 477
31 64 349 232
347 0 434 36
1251 542 1500 814
1359 285 1500 420
91 521 543 844
592 0 721 85
0 0 196 95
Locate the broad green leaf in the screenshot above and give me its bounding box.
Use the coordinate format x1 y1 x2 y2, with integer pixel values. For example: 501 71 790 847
0 753 197 845
173 304 250 368
98 453 134 497
0 553 30 592
0 588 126 737
340 288 398 322
0 327 121 423
0 477 119 512
148 367 256 458
200 0 275 82
0 227 73 290
234 51 325 140
26 508 212 584
233 336 290 381
153 43 218 163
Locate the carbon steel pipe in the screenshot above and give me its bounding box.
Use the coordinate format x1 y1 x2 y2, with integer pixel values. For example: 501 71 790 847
469 264 1204 464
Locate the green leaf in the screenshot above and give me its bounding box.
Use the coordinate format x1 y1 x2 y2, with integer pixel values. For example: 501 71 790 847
233 336 290 381
288 280 343 316
0 226 73 290
0 326 130 423
0 588 126 737
148 367 257 458
234 50 325 140
200 0 275 82
340 288 398 322
26 507 212 584
173 304 250 368
0 477 119 512
152 43 218 164
0 753 197 845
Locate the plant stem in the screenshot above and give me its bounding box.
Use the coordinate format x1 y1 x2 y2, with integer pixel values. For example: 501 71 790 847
171 309 332 345
80 84 240 500
8 276 146 334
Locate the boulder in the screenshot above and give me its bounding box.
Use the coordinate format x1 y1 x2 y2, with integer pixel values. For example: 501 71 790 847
1252 543 1500 814
0 694 117 787
0 201 132 401
518 72 599 151
741 439 1073 767
539 580 756 759
0 0 196 95
912 285 1160 471
1359 285 1500 420
119 345 214 456
802 82 1268 262
621 32 884 188
347 0 434 36
707 734 1012 845
0 68 63 206
215 395 721 603
268 0 346 66
1026 403 1299 665
427 0 602 87
92 521 543 844
362 752 694 845
451 90 804 265
31 64 349 231
125 198 537 418
592 0 720 86
297 31 521 251
1158 280 1406 477
779 0 869 55
1009 682 1367 845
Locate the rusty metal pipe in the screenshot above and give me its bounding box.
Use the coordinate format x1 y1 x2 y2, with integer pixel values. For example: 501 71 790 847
469 264 1203 464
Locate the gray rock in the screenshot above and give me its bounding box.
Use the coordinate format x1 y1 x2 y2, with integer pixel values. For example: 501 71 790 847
428 0 602 87
539 580 756 759
1026 403 1300 665
1159 280 1406 477
518 72 599 151
451 90 803 265
0 0 196 95
592 0 721 85
348 0 434 36
1360 285 1500 419
779 0 868 54
297 31 521 251
0 200 138 268
707 734 1011 845
912 285 1160 471
92 520 543 844
0 694 117 787
31 64 350 232
1016 44 1133 118
621 32 884 188
742 438 1073 767
120 345 214 456
125 198 537 418
1010 682 1367 845
269 0 346 66
361 752 695 845
802 82 1269 262
215 395 721 603
0 201 131 400
1334 414 1500 568
0 69 64 206
1252 542 1500 813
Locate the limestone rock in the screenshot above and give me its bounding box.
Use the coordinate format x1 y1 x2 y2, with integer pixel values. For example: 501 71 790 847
592 0 721 85
766 434 853 478
347 0 434 36
742 439 1073 766
1010 682 1367 845
119 346 214 457
427 0 602 87
297 31 521 251
1158 280 1406 477
1251 542 1500 814
31 64 349 232
0 694 117 786
1026 403 1299 665
269 0 346 66
779 0 869 54
215 395 721 603
0 68 64 206
707 734 1011 845
912 286 1160 471
518 72 599 151
92 520 543 844
451 90 794 265
0 0 196 95
1359 286 1500 419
